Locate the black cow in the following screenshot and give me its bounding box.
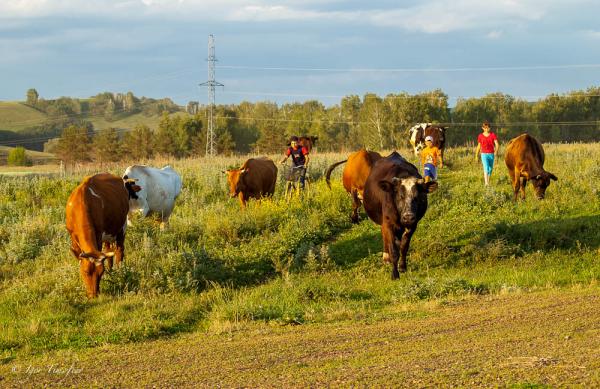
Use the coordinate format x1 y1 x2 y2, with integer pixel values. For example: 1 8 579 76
363 152 438 279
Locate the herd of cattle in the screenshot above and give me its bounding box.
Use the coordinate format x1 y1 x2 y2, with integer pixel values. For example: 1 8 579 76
64 130 557 297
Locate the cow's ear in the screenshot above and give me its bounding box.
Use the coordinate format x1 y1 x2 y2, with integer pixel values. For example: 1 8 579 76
241 168 249 174
378 180 394 193
132 184 142 193
548 172 558 181
423 181 438 193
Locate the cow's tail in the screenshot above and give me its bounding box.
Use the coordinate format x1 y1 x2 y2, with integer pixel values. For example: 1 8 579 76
325 160 347 189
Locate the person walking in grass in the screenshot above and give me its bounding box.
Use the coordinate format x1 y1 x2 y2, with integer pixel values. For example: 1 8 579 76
421 135 443 183
280 136 310 189
475 120 499 186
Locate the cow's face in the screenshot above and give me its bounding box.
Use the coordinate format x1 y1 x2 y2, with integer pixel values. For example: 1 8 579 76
530 171 558 199
225 168 247 198
379 177 438 226
79 251 114 298
123 177 142 200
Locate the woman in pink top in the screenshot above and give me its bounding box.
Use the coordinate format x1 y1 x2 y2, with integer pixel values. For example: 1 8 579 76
474 121 499 186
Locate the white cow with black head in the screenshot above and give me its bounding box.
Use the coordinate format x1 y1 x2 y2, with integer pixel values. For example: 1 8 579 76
122 165 182 229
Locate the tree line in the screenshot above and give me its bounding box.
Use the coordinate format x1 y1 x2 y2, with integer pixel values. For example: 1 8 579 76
23 86 600 163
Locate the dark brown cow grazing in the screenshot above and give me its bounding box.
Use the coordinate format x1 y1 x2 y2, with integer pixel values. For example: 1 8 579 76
505 133 558 200
325 149 382 223
408 123 448 158
287 135 318 152
299 135 318 152
66 173 138 298
363 152 438 279
225 157 277 208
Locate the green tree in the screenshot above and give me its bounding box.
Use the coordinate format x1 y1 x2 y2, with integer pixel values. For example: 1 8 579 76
93 127 121 165
122 124 154 160
7 147 31 166
56 124 92 166
26 88 39 107
154 113 176 156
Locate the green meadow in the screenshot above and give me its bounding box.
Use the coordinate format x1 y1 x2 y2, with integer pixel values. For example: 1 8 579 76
0 144 598 382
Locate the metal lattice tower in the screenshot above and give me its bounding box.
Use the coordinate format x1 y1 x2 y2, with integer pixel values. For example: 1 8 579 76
199 34 223 156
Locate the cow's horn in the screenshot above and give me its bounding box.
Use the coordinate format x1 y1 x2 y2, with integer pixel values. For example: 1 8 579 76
124 178 138 183
104 252 115 258
391 177 400 183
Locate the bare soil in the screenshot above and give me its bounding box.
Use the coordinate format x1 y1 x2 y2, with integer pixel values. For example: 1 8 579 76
2 288 599 387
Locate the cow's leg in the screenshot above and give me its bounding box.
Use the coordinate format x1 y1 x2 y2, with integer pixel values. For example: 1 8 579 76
115 230 125 267
350 189 361 223
509 169 518 201
397 228 415 274
103 241 114 271
381 224 399 279
512 169 521 201
520 178 527 200
238 193 247 208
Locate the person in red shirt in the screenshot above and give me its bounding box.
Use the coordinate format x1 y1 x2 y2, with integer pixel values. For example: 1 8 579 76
475 121 499 186
280 136 310 189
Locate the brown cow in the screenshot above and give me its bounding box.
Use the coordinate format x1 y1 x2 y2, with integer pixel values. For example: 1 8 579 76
408 123 448 158
225 157 277 208
66 173 139 298
287 135 318 152
363 152 438 279
325 149 382 223
505 133 558 200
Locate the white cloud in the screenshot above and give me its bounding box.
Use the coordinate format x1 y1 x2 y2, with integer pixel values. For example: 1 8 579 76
0 0 573 32
486 30 503 39
582 29 600 39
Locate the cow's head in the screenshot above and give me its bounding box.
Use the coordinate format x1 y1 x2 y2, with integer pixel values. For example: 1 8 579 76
225 168 248 198
123 176 142 200
378 177 438 226
524 171 558 200
79 251 115 298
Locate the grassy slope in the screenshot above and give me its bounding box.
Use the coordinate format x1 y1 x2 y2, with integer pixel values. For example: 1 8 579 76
0 145 599 385
0 146 57 166
0 100 185 134
0 102 46 132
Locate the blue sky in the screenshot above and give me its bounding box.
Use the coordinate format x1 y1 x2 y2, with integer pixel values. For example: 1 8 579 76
1 0 600 107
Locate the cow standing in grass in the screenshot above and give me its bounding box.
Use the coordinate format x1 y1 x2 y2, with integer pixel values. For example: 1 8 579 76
363 152 438 279
505 133 558 200
225 157 277 208
122 165 182 229
66 173 140 298
325 149 382 223
408 123 448 159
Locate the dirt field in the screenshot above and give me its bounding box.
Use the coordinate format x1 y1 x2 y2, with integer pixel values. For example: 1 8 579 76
2 288 598 387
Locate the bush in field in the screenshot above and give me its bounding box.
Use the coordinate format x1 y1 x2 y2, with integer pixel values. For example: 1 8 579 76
7 146 32 166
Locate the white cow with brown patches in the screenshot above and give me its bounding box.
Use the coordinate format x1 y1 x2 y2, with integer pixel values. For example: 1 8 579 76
122 165 182 229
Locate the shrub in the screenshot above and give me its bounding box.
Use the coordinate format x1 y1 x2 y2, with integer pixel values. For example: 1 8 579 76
7 147 32 166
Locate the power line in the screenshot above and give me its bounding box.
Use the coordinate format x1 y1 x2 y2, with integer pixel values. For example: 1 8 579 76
217 63 600 73
1 117 598 147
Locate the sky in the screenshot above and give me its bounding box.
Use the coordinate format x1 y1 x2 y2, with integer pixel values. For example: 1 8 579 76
1 0 600 107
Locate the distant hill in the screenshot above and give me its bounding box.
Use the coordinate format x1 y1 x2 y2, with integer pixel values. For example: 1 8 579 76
0 101 47 132
0 145 57 165
0 98 189 151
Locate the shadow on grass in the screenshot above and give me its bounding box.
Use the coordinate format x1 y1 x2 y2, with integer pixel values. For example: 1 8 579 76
480 215 600 252
328 223 382 268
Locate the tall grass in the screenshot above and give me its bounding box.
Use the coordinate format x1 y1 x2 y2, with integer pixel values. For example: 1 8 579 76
0 145 599 359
